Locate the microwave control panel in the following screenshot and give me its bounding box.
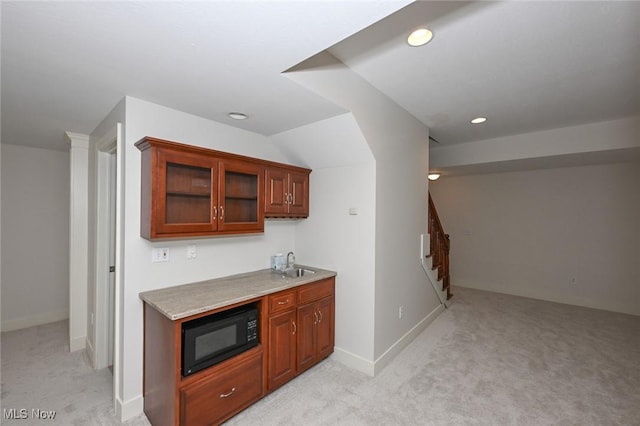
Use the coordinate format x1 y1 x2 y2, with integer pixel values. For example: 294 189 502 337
247 315 258 342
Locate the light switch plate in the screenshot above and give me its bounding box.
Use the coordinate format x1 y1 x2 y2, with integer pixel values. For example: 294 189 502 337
420 234 429 260
152 248 170 263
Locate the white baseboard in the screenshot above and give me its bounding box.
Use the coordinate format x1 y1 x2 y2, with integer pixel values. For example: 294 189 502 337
116 394 144 422
85 337 96 368
373 303 445 375
331 347 375 377
69 335 86 352
332 303 445 377
1 310 68 332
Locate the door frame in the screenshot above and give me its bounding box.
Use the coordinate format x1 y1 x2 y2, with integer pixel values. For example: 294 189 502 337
95 132 117 370
94 123 123 415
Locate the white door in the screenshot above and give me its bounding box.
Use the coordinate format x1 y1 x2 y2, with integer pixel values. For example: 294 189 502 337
107 152 116 367
95 141 117 370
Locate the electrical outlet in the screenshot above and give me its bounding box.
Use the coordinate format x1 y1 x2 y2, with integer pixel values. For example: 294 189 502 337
187 244 197 259
399 305 404 319
152 248 170 263
570 276 577 284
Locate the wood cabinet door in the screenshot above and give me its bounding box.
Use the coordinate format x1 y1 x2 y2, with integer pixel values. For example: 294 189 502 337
154 149 218 237
315 296 334 360
267 310 297 390
288 170 309 217
218 160 264 232
296 303 317 373
264 167 289 215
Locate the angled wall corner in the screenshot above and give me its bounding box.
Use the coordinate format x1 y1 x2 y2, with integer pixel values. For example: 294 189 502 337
283 51 439 367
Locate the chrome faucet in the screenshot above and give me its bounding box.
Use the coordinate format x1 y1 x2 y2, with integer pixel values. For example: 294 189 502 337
286 251 295 270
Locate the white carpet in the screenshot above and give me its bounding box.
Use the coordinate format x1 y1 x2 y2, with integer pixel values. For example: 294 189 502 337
2 287 638 425
0 320 148 425
228 287 640 425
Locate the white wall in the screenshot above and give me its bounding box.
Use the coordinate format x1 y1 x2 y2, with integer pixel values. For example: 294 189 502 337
295 163 377 369
286 52 442 371
117 97 300 419
430 161 640 316
1 144 70 331
431 115 640 171
272 113 378 370
271 112 374 169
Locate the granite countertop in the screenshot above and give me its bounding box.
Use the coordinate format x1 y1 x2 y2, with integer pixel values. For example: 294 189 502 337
139 266 337 321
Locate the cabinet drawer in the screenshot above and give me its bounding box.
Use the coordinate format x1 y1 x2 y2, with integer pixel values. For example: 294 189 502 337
298 279 334 305
180 352 263 426
268 290 296 313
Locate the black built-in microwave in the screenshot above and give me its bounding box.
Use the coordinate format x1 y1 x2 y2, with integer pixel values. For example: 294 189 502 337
181 303 258 376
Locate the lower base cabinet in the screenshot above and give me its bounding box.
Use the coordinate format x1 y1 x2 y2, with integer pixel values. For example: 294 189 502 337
267 310 297 390
180 351 263 425
267 278 335 391
143 276 335 426
297 295 334 374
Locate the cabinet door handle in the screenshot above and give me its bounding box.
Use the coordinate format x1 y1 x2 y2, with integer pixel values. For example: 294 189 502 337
278 300 289 305
317 310 323 323
288 193 293 205
212 206 217 221
219 387 236 398
292 321 296 334
313 311 318 325
284 192 289 205
220 206 224 220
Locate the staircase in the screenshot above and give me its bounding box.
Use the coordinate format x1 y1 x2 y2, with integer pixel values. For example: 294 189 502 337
423 192 452 306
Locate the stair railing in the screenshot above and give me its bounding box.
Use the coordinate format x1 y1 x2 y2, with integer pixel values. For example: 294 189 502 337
428 192 452 300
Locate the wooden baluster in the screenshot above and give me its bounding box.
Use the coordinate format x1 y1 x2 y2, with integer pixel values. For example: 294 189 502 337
428 193 452 300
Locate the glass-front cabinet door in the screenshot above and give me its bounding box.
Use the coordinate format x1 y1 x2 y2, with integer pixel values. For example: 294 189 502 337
136 137 271 239
219 160 264 232
155 150 218 235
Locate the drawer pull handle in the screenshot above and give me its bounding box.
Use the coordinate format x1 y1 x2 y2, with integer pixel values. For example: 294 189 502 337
220 387 236 398
278 300 289 305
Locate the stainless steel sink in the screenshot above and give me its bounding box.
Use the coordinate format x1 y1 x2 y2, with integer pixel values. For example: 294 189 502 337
284 267 316 278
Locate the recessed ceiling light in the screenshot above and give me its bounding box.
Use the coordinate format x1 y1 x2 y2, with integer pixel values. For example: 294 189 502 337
470 117 487 124
228 112 248 120
407 28 433 47
428 173 441 181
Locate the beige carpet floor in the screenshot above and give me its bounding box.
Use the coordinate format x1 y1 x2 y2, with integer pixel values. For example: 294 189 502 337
2 286 639 425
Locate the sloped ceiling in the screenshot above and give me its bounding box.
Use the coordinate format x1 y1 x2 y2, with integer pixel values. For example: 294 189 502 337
1 0 409 151
2 1 639 157
329 1 640 145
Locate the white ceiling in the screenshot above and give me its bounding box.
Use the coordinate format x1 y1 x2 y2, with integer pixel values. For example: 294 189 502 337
2 1 639 153
330 1 640 145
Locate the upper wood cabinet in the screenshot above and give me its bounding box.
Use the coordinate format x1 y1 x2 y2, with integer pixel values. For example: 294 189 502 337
219 160 264 232
265 166 310 218
136 137 265 239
